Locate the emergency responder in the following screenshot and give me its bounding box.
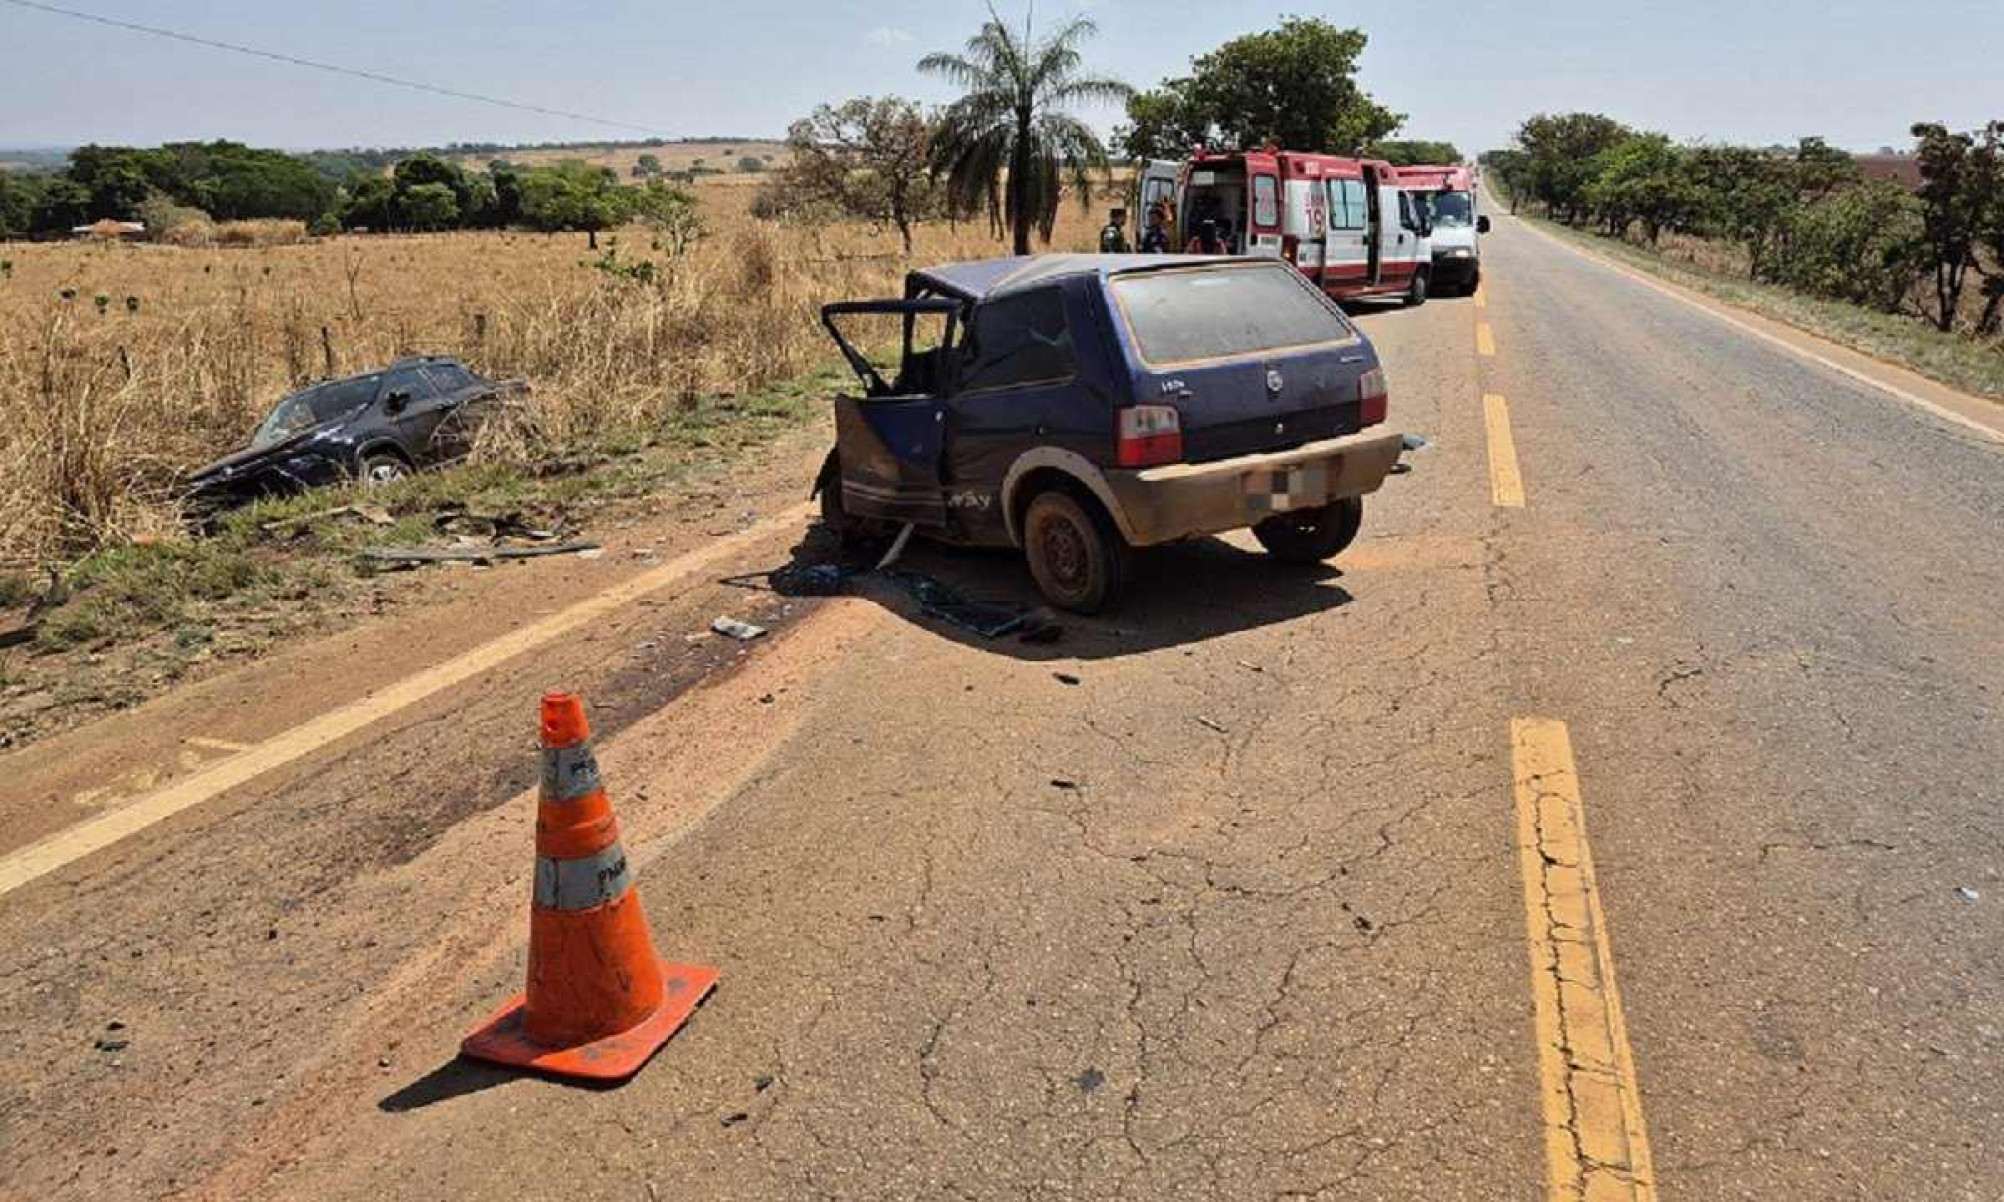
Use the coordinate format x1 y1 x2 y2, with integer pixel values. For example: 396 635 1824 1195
1098 208 1130 253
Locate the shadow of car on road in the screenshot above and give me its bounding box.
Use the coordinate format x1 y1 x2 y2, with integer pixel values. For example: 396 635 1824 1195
729 523 1355 663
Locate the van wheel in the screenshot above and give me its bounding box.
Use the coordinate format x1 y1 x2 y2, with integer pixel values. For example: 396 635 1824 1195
1023 490 1128 614
1403 270 1429 307
1254 496 1363 563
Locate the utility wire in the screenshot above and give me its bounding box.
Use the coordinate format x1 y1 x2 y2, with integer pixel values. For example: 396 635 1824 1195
3 0 661 135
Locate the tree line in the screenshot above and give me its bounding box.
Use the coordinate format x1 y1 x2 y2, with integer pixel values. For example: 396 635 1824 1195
0 139 702 241
755 16 1449 255
1481 114 2004 335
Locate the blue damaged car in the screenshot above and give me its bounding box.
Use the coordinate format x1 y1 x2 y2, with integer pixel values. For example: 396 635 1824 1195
815 254 1405 613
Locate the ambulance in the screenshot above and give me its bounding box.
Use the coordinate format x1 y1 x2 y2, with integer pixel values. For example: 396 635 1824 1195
1137 149 1435 305
1396 164 1488 295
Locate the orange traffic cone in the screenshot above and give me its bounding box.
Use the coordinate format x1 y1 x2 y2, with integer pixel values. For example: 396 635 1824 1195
461 691 718 1081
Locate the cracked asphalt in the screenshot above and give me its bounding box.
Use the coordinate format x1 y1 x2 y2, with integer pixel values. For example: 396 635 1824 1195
2 218 2001 1200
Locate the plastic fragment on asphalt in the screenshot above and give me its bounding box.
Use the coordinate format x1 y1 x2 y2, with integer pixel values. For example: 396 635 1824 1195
1957 886 1980 902
711 616 768 641
875 522 916 570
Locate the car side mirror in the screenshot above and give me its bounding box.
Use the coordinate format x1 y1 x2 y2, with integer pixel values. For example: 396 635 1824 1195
383 389 410 415
1477 215 1492 234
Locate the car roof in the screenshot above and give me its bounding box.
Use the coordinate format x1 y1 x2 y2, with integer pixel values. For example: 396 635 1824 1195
910 253 1228 302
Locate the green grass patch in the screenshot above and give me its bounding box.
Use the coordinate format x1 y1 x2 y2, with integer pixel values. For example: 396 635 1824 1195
1528 217 2004 403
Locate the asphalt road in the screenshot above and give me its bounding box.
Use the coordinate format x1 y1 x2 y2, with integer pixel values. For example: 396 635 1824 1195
1 217 1999 1201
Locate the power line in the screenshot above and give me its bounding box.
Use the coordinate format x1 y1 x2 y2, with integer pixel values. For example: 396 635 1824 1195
3 0 661 136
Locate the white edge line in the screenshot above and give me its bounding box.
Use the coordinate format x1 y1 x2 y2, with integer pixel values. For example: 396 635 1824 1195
1514 218 2004 444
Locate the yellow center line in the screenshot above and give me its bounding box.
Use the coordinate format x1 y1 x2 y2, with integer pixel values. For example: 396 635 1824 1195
1477 321 1496 356
1475 281 1487 308
1512 718 1657 1201
1483 394 1526 508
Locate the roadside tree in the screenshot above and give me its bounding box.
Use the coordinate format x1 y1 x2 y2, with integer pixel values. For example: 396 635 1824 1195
1115 85 1209 162
1911 121 2001 331
920 13 1132 254
1370 139 1461 166
1515 112 1630 224
765 96 940 253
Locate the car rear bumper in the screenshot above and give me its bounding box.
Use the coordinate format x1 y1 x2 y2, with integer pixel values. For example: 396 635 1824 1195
1104 428 1405 546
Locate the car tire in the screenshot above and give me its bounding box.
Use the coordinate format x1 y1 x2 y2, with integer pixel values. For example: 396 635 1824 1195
1023 489 1129 615
359 451 411 487
818 467 865 548
1253 496 1363 564
1403 270 1429 307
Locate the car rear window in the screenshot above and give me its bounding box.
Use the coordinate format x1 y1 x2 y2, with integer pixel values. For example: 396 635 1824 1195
1111 265 1354 365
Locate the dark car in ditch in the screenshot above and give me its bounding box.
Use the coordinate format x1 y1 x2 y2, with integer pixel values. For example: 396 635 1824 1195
815 253 1405 612
184 356 519 510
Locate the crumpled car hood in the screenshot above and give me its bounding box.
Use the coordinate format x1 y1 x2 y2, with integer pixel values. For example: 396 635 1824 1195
188 420 342 480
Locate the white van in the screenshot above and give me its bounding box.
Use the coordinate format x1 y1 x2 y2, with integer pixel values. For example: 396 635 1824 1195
1396 165 1489 296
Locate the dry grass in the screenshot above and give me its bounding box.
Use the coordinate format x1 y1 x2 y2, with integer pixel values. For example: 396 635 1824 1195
0 182 1107 569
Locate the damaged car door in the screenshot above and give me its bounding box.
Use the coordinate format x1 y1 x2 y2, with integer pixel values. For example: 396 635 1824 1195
820 298 961 528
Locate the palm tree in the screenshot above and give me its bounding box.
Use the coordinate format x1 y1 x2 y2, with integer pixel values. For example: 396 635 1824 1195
919 12 1132 255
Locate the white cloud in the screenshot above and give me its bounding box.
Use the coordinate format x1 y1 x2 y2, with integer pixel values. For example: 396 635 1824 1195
864 27 915 47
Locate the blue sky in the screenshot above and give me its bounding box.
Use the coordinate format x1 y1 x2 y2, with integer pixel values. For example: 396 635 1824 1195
3 0 1999 154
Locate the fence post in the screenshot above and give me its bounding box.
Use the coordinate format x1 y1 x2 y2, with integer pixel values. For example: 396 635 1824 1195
321 325 337 376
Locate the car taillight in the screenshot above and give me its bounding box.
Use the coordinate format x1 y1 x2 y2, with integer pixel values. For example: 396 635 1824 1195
1358 366 1388 426
1116 404 1183 467
1281 234 1300 263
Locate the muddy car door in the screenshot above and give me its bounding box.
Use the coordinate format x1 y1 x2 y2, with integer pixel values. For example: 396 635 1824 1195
416 361 490 462
820 299 960 527
376 366 449 461
944 281 1104 545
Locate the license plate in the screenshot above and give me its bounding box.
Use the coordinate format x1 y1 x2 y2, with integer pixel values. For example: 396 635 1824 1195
1245 463 1329 511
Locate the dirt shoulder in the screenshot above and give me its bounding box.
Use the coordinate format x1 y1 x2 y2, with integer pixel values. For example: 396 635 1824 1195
0 404 836 856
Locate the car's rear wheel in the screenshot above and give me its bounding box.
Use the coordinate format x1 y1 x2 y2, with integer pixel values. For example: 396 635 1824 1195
1403 270 1429 307
359 451 410 487
1254 496 1363 563
1023 489 1128 614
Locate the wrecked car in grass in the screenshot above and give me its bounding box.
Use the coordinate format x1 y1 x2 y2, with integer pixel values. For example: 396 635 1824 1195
815 254 1405 613
183 356 523 511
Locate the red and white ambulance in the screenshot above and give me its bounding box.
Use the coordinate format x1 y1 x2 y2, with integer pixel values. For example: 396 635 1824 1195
1138 149 1436 305
1396 164 1488 295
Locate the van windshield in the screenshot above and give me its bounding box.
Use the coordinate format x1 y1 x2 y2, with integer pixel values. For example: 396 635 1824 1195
1111 265 1355 365
1428 191 1474 227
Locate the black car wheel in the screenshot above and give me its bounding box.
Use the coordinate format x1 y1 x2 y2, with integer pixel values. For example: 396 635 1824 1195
359 452 410 487
1253 496 1363 564
1023 489 1128 614
1403 269 1429 307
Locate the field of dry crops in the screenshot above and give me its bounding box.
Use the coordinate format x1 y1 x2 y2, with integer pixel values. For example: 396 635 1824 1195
0 183 1106 569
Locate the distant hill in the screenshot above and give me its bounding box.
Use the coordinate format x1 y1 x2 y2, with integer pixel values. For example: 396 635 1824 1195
0 147 72 172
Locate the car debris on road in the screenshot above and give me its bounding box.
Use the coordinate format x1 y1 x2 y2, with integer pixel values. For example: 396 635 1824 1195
711 616 769 641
